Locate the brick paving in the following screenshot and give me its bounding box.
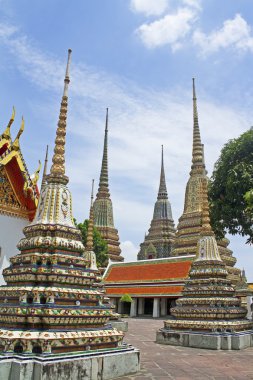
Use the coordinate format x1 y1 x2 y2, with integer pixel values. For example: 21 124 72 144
118 318 253 380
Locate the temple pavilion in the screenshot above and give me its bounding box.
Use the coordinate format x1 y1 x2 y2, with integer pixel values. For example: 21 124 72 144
93 109 124 262
0 111 40 282
0 50 135 363
137 146 176 260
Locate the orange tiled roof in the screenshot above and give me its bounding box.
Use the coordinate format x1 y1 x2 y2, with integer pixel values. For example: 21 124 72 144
104 260 192 284
106 285 183 297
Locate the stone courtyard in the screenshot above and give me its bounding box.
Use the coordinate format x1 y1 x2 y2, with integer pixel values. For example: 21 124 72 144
119 318 253 380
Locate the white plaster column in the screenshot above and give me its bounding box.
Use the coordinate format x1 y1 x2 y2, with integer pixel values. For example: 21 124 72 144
160 298 167 316
130 298 137 317
153 298 160 318
138 298 144 315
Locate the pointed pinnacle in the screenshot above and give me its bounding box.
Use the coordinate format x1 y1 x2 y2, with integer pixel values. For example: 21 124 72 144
49 49 72 182
97 108 110 198
191 78 205 175
158 145 168 199
41 145 49 190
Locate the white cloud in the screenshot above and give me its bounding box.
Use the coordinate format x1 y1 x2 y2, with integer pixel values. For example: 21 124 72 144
136 7 197 50
120 241 138 262
0 22 252 279
193 14 253 55
0 22 16 38
130 0 169 17
182 0 201 10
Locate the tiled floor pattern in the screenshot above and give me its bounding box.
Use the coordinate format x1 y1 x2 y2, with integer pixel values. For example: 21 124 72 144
118 318 253 380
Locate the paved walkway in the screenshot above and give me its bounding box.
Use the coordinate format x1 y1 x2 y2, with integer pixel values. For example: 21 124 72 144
119 318 253 380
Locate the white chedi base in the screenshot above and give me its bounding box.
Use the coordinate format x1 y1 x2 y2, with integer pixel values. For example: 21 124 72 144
0 346 140 380
0 214 28 285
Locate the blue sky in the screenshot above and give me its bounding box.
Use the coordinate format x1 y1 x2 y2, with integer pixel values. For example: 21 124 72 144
0 0 252 278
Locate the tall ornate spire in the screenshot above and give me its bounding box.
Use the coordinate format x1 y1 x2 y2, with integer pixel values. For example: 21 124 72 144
93 109 123 262
158 145 167 198
41 145 49 190
97 108 109 199
0 50 125 357
171 79 241 285
138 147 175 260
191 78 205 175
49 49 72 183
86 179 94 251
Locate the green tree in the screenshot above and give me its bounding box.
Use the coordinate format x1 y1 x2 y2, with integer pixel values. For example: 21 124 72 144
75 219 108 267
120 294 133 303
209 128 253 244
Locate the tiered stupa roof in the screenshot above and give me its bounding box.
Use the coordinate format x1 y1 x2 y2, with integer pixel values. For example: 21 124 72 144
171 79 241 285
138 146 176 260
164 179 252 332
0 50 123 355
0 109 40 221
93 109 124 262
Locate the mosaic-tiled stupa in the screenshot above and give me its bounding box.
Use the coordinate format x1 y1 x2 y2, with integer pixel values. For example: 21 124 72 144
0 50 124 355
138 146 176 260
163 179 252 332
171 79 241 285
93 109 124 262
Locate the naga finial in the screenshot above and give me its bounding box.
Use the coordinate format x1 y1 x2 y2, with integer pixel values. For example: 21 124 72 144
31 160 42 186
12 116 24 150
2 106 15 140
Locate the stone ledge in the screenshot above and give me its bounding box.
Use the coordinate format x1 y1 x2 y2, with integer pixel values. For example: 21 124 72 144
0 346 140 380
156 328 253 350
108 320 128 332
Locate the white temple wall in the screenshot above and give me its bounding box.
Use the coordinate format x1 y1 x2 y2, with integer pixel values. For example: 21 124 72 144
0 214 27 285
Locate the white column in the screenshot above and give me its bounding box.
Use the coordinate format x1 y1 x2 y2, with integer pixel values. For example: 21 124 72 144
138 298 144 315
130 298 137 317
153 298 160 318
160 298 167 316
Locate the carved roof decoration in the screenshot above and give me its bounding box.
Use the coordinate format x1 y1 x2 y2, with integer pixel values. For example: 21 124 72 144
0 108 40 221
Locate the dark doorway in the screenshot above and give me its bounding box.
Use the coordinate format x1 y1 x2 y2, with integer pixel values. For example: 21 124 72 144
167 299 177 315
144 298 153 315
121 302 131 315
14 343 23 354
32 346 42 354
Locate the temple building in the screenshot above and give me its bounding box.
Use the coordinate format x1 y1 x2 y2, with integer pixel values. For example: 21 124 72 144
138 146 176 260
0 110 40 282
0 51 139 379
156 179 253 349
171 79 241 285
93 109 124 262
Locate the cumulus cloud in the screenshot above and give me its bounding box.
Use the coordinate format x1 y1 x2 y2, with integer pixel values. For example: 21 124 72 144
120 241 138 262
130 0 169 17
193 14 253 55
136 7 197 50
